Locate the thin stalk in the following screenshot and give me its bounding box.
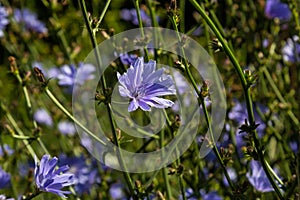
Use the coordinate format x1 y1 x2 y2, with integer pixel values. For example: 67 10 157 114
189 1 284 198
1 103 36 160
78 1 136 198
160 129 172 200
14 72 49 155
133 0 149 61
95 0 112 30
261 67 299 127
45 87 106 145
169 13 236 192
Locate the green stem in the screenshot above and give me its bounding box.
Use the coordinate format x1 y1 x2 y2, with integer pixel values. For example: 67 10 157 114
133 0 149 61
95 0 112 30
160 129 172 200
169 11 236 192
189 1 284 198
1 103 36 160
14 72 50 155
78 1 136 198
261 67 299 127
45 87 106 145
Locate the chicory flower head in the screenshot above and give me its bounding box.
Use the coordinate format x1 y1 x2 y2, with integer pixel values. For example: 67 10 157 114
117 57 176 112
0 5 9 37
246 160 280 192
57 63 95 88
14 8 47 34
34 154 75 198
265 0 291 21
33 108 53 127
282 36 300 63
0 167 11 189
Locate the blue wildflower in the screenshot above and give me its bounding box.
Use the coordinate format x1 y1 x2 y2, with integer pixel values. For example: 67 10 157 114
32 62 59 79
223 167 237 187
119 53 138 66
282 36 300 63
117 57 176 112
0 194 14 200
58 154 100 195
200 189 223 200
34 154 75 198
33 108 53 127
109 183 126 200
0 144 14 157
0 5 9 37
246 160 280 192
57 63 95 87
14 8 47 34
265 0 291 21
120 8 151 26
0 167 11 189
58 121 76 136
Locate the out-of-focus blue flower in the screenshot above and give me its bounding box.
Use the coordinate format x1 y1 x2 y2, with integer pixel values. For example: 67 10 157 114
34 154 75 198
246 160 279 192
0 144 14 157
120 8 151 26
34 108 53 127
265 0 291 21
289 141 299 153
117 57 176 112
57 63 95 88
58 121 76 136
223 167 237 187
282 36 300 63
228 100 268 147
32 62 59 79
119 53 138 66
0 5 9 37
0 167 11 189
14 8 47 34
58 154 100 195
200 189 222 200
109 183 126 200
0 194 14 200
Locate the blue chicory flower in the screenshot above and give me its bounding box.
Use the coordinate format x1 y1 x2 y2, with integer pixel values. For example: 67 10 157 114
0 194 14 200
282 36 300 63
117 57 176 112
0 5 9 37
14 8 47 34
57 63 95 88
58 121 76 136
109 183 126 200
58 154 100 196
223 167 237 187
246 160 280 192
0 167 11 189
34 154 75 198
120 8 151 26
119 53 138 66
265 0 291 21
33 108 53 127
200 189 223 200
32 62 59 79
0 144 14 157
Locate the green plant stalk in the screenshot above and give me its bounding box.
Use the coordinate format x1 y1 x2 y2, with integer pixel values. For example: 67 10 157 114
169 13 236 192
1 103 36 160
14 73 49 155
160 129 172 200
95 0 112 30
261 67 299 127
290 0 300 37
78 1 136 198
45 87 106 145
133 0 149 61
189 1 284 198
